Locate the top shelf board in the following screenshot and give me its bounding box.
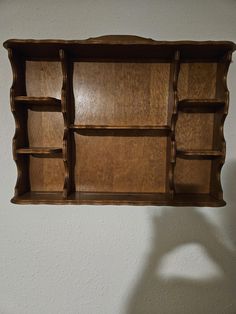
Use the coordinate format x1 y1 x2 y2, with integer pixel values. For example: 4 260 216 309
3 36 236 61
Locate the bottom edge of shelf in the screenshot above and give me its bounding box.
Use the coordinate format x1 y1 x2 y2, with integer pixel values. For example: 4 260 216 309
11 192 226 207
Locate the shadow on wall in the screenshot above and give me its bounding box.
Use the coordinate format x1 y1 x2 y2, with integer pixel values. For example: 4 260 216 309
127 160 236 314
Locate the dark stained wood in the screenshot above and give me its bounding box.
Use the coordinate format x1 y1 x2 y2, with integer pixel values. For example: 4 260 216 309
4 36 236 206
11 191 225 207
3 36 236 60
16 147 62 155
178 99 225 113
15 96 61 111
75 134 167 193
176 149 223 159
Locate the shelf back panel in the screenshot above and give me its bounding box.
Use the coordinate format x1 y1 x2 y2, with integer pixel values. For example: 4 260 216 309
30 157 64 191
27 111 63 147
175 159 211 193
26 61 62 98
176 113 214 150
75 134 167 193
73 62 170 126
178 62 217 100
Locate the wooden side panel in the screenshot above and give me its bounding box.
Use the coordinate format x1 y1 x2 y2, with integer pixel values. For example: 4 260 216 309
75 134 167 193
175 159 211 193
30 157 64 191
176 113 214 150
73 62 170 126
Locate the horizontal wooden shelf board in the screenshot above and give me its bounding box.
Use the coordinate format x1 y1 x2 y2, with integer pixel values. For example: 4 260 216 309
15 96 61 111
11 192 226 207
176 150 224 159
178 99 225 113
4 36 235 60
16 147 63 155
70 125 171 136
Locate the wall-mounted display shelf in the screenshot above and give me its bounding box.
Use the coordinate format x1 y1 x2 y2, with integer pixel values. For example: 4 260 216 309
3 36 236 206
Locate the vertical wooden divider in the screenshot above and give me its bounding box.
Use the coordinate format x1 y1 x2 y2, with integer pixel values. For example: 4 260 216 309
8 48 30 198
59 49 75 198
166 50 180 198
210 51 233 199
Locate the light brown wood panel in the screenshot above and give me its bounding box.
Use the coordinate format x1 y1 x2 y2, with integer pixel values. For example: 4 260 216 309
26 61 62 98
27 111 63 147
75 134 167 193
73 62 170 126
178 63 217 100
175 113 214 150
175 159 211 193
26 61 64 146
30 157 64 191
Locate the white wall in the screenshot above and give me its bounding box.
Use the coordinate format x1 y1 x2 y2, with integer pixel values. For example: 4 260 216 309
0 1 236 313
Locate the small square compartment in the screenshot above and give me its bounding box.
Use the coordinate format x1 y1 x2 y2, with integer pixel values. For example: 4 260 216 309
175 112 214 150
29 156 64 192
27 111 64 147
174 158 212 194
178 62 217 100
26 61 62 99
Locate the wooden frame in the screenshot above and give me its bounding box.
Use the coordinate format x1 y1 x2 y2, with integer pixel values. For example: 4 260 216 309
3 35 236 206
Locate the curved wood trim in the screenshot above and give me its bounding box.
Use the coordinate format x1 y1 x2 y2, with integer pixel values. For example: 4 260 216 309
59 49 75 198
8 48 30 196
210 51 233 200
167 50 180 197
3 37 236 48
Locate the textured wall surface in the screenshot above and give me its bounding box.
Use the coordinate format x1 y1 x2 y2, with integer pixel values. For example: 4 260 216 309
0 1 236 313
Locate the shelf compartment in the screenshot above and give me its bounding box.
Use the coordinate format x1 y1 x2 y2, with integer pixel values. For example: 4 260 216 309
178 62 217 100
176 149 223 160
11 191 225 207
29 156 64 192
75 133 168 193
16 147 62 156
178 99 225 113
15 96 61 111
174 158 212 194
176 112 214 150
73 61 171 126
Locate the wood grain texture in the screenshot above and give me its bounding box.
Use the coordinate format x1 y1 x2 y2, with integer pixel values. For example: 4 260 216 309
30 157 64 191
5 36 235 206
73 62 170 126
176 112 214 150
75 134 167 193
3 36 236 61
175 159 211 193
26 61 65 191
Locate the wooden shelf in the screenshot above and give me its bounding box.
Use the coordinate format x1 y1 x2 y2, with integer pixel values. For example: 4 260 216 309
16 147 62 156
176 149 224 160
11 191 225 207
178 99 225 113
15 96 61 111
70 124 171 136
4 35 235 206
